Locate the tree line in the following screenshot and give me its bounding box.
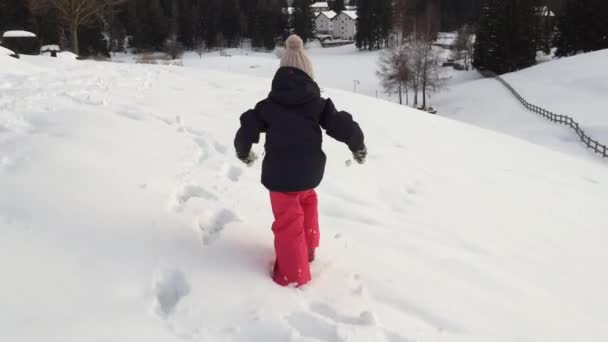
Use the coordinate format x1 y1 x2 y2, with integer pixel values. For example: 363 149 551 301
0 0 320 56
473 0 608 74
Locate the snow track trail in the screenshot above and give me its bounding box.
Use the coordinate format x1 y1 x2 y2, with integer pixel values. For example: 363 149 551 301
1 55 608 342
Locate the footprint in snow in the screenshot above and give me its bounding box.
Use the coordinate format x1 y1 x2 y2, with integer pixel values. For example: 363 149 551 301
227 166 243 182
286 311 343 342
198 209 239 246
214 142 228 155
309 301 377 326
192 137 210 163
153 269 190 319
170 184 218 212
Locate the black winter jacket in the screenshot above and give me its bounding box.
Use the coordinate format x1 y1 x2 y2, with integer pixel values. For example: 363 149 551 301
234 67 365 192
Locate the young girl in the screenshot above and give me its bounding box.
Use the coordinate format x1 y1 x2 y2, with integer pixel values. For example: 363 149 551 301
234 35 367 287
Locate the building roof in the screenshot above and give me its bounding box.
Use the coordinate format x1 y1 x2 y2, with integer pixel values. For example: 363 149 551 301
311 2 329 9
2 30 37 38
340 10 358 20
318 10 337 20
41 45 60 52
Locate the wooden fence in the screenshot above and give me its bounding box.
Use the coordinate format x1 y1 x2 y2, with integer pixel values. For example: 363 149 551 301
481 71 608 158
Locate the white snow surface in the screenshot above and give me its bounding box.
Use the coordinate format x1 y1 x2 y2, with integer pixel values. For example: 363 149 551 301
0 46 15 55
435 49 608 164
1 54 608 342
2 30 37 38
41 44 60 51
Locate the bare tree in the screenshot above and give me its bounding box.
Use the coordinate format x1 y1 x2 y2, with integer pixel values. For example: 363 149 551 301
453 24 475 70
377 44 413 105
29 0 126 55
408 37 447 109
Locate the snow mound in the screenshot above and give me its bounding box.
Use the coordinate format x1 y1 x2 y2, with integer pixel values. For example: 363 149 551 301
1 55 607 342
2 30 37 38
41 44 60 52
0 46 15 56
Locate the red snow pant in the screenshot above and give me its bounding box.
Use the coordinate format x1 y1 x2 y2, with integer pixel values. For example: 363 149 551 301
269 189 319 287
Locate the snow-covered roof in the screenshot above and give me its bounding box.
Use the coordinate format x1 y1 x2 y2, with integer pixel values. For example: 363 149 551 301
340 10 358 20
318 10 337 20
41 45 60 52
534 6 555 17
311 2 329 9
2 30 37 38
0 46 16 55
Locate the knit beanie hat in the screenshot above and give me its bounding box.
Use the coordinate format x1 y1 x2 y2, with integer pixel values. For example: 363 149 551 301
280 35 314 79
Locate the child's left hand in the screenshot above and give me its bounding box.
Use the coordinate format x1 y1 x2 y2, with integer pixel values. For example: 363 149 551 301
238 152 258 167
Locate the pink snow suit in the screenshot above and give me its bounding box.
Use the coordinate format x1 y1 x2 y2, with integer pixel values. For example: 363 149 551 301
270 190 319 286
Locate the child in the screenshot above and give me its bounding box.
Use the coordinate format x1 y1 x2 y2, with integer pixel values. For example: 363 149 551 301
234 35 367 287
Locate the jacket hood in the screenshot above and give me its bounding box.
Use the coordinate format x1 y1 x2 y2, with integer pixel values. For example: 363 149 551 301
268 67 321 106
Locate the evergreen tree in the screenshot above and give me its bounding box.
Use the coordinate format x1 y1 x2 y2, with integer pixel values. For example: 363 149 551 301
292 0 315 42
220 0 242 46
355 0 391 50
203 0 221 48
329 0 346 13
240 0 258 39
0 0 34 32
473 0 539 74
554 0 608 56
253 0 282 50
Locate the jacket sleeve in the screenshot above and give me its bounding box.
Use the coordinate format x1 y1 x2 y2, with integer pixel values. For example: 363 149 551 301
234 102 266 158
320 99 365 152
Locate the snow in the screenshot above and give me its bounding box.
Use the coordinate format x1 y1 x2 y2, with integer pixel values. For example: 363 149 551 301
178 45 383 101
535 6 555 17
41 44 60 52
2 52 608 342
311 2 329 9
2 30 37 38
434 49 608 165
435 32 457 47
0 46 15 56
341 10 358 20
320 10 337 19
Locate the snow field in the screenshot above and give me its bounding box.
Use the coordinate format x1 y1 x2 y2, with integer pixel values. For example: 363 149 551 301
1 53 608 342
435 49 608 164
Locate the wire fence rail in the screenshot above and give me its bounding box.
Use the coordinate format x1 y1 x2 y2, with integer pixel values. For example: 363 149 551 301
481 70 608 158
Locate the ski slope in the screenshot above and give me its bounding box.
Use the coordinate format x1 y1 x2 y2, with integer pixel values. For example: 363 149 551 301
434 49 608 163
1 54 608 342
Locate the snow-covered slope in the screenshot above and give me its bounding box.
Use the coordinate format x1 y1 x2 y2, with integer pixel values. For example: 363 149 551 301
1 55 608 342
435 49 608 163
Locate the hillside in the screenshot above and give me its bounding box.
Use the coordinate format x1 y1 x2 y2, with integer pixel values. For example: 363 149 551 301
1 54 608 342
435 49 608 163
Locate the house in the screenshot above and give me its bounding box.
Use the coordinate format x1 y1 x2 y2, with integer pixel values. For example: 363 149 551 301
41 44 61 57
332 11 357 40
315 10 337 35
310 2 329 13
1 31 40 55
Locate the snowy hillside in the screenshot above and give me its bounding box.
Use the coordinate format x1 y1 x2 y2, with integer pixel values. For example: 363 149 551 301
435 49 608 163
1 54 608 342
